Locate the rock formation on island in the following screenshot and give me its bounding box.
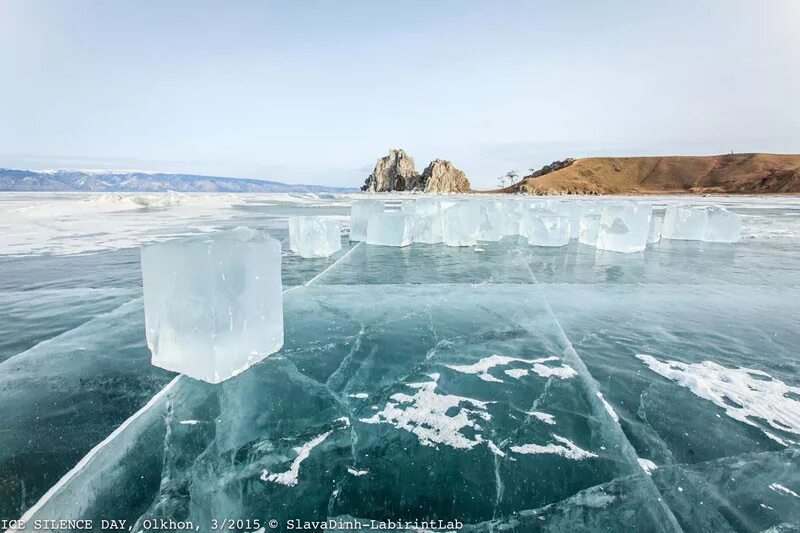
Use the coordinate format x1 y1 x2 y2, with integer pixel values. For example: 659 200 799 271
419 159 471 193
361 149 471 193
361 149 421 192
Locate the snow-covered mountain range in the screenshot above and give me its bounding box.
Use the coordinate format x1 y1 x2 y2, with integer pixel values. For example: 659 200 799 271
0 168 357 193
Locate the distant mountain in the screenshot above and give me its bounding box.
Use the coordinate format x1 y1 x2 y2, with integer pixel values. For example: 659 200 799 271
0 168 358 193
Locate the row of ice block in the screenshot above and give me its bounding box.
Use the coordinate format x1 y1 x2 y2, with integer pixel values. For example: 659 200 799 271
139 201 741 384
348 198 742 251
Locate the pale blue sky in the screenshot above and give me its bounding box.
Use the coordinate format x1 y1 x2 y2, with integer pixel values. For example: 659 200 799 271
2 0 799 188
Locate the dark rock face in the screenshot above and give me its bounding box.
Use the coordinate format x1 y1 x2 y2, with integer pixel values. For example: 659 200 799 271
420 160 471 193
361 149 421 192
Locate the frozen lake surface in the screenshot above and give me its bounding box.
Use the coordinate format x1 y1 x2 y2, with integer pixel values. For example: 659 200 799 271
1 192 799 532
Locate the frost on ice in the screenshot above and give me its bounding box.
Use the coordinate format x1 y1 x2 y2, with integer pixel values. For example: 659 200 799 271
636 354 800 441
141 226 284 384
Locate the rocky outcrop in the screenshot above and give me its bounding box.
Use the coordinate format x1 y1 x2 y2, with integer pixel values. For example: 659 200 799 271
361 149 421 192
420 159 471 193
361 150 472 193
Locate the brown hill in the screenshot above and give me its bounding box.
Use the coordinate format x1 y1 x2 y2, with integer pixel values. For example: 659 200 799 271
502 153 800 195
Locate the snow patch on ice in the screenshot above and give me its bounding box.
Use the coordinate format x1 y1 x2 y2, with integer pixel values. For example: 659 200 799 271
486 440 506 457
638 458 658 475
360 373 491 450
446 354 575 383
260 430 332 487
636 354 800 440
510 435 598 460
348 393 369 399
526 411 556 425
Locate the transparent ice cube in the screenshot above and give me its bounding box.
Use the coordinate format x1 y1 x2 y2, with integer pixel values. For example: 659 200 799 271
289 216 342 258
596 204 651 253
366 212 414 247
140 227 284 384
350 200 384 241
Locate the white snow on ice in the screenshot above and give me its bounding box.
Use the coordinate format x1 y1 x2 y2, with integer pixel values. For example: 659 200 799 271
360 373 492 450
446 354 575 383
637 458 658 475
636 354 800 440
526 411 556 425
260 430 332 487
510 435 598 460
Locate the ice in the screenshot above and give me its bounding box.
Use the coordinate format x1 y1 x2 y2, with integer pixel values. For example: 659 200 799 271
404 198 444 244
662 205 708 240
703 206 741 242
497 198 522 236
509 435 598 460
596 204 651 253
648 211 665 243
140 226 284 383
349 200 384 241
445 354 576 383
579 213 602 246
365 212 414 247
360 372 492 450
8 192 800 531
443 201 481 246
523 213 571 247
288 216 342 258
636 354 800 440
260 430 332 486
476 200 505 242
555 201 584 239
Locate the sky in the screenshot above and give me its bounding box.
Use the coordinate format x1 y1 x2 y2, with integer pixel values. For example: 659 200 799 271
1 0 799 189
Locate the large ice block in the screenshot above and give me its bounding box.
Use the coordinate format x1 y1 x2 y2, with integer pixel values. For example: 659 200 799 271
407 198 444 244
477 200 505 242
579 213 601 246
350 200 384 241
556 202 584 239
498 199 522 236
141 227 284 384
648 211 665 243
662 205 707 240
366 212 414 247
289 216 342 258
703 206 741 243
596 204 651 253
525 214 570 247
443 201 481 246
